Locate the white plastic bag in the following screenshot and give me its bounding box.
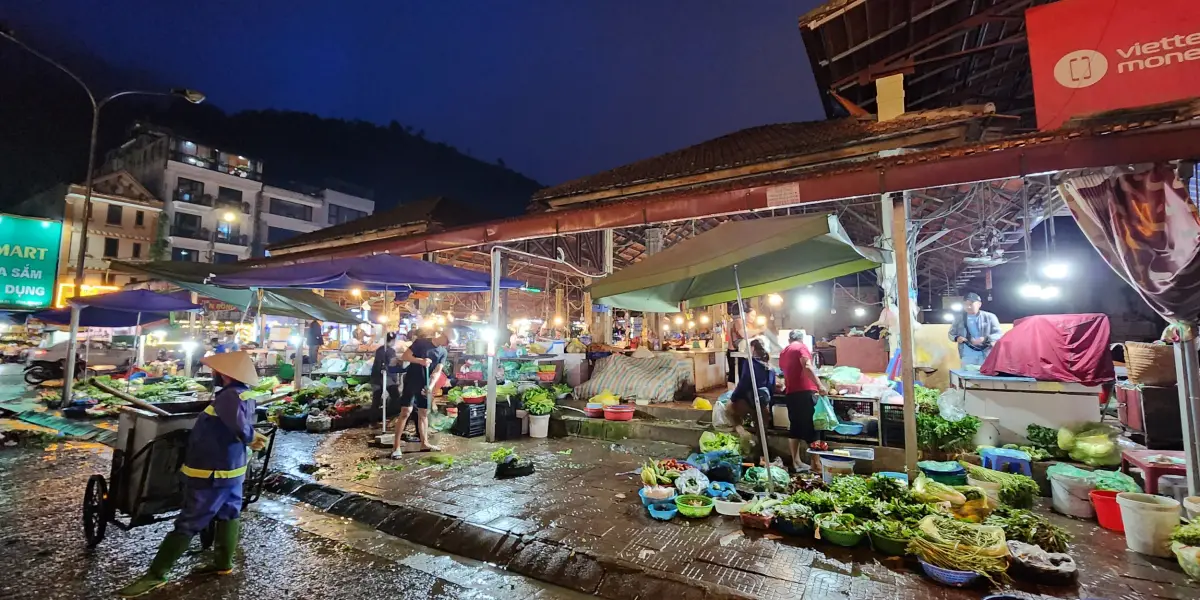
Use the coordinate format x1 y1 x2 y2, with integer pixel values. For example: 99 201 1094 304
675 468 710 495
937 388 968 422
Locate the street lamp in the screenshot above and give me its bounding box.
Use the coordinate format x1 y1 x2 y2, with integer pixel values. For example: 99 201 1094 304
1 30 204 404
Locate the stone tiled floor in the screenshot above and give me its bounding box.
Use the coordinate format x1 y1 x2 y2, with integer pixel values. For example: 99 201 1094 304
269 426 1199 600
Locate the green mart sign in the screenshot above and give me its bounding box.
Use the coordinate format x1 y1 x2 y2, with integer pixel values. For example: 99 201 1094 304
0 215 62 310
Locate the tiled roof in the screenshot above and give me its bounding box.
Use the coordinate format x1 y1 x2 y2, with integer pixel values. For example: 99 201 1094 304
267 196 476 252
532 106 997 202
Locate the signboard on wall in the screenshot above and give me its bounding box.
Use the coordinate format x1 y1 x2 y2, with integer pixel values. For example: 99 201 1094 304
0 215 62 310
1026 0 1200 130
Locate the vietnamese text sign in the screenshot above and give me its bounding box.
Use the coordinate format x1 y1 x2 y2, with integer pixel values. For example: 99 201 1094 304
1026 0 1200 130
0 215 63 310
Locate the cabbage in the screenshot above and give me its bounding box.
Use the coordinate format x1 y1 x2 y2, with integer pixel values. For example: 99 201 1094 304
1057 427 1076 451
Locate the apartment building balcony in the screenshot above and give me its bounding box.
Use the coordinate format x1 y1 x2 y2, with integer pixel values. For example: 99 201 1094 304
170 226 210 241
170 151 263 182
173 188 213 207
213 197 252 215
213 233 249 246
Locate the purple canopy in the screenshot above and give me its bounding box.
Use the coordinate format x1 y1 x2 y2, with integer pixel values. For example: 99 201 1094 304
32 308 171 328
32 290 202 328
68 289 203 312
210 254 525 292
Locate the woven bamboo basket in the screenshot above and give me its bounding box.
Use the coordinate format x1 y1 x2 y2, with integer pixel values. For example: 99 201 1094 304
1124 341 1176 386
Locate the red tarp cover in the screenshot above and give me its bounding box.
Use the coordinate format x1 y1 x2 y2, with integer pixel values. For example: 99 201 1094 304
980 313 1115 386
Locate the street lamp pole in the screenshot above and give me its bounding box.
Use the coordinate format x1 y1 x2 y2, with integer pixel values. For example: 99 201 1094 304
1 30 204 403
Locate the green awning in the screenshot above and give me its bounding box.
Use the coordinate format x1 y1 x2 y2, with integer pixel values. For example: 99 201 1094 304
589 213 886 312
111 261 363 324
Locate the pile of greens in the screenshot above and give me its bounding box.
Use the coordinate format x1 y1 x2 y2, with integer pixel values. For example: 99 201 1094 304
914 386 981 453
490 447 516 463
863 518 914 541
550 383 572 396
698 431 741 454
815 512 863 534
523 390 555 416
907 515 1010 585
773 503 814 528
1025 424 1067 458
959 461 1040 509
496 381 518 398
1172 523 1200 547
985 506 1071 553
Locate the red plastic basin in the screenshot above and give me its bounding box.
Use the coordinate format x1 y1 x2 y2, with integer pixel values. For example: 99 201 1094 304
461 394 486 405
604 405 635 421
1090 489 1124 533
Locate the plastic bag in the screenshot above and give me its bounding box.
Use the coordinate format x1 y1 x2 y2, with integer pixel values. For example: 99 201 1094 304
937 388 968 422
826 366 863 385
743 465 790 487
1173 543 1200 581
813 395 840 431
1093 469 1141 493
675 468 710 495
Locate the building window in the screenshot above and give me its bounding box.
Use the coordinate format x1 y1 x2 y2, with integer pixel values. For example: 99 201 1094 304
103 238 119 258
132 243 142 259
213 252 239 264
106 204 122 225
176 177 205 203
103 272 118 285
268 198 313 221
267 226 302 244
217 187 243 205
171 247 195 262
216 221 240 243
135 210 145 227
328 204 367 225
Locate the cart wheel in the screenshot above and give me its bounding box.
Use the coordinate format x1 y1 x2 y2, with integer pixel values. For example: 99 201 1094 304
83 475 109 547
199 523 215 550
24 368 47 386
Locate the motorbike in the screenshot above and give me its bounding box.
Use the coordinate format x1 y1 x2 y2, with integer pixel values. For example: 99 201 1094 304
24 358 87 386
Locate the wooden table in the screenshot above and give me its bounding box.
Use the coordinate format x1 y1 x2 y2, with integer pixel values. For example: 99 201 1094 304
1121 449 1187 495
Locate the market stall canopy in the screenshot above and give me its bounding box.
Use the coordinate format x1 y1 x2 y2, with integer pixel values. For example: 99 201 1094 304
589 214 885 312
31 290 200 328
207 254 526 292
111 261 363 324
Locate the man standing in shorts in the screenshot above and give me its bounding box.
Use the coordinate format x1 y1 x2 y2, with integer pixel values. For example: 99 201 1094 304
779 330 827 472
390 331 448 458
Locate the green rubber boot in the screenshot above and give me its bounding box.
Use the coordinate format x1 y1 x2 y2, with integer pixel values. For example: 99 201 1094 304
116 531 191 598
190 519 240 576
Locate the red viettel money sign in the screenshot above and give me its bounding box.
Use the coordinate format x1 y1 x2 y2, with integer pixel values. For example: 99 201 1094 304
1026 0 1200 130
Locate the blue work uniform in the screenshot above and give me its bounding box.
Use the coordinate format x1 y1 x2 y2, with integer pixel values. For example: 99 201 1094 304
174 382 255 536
732 359 776 406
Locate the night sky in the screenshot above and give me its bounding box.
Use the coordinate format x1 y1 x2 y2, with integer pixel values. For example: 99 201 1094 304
7 0 825 185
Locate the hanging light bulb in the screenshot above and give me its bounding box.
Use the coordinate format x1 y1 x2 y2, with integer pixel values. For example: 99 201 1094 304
854 307 866 317
767 293 783 307
700 314 710 324
673 315 684 325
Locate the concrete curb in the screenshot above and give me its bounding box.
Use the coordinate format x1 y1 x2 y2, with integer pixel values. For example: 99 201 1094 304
262 472 752 600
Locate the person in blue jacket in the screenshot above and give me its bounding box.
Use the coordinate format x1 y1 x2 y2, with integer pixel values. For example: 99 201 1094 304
118 351 265 598
726 338 778 436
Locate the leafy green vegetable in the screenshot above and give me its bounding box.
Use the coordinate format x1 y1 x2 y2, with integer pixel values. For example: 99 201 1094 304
773 503 814 527
959 461 1039 508
1172 523 1200 547
446 387 464 404
866 474 909 502
495 381 518 398
914 386 981 452
815 512 862 534
1025 424 1067 458
524 394 555 416
985 507 1071 553
551 383 573 396
863 519 914 540
783 490 838 514
699 431 741 453
419 454 455 468
491 447 515 463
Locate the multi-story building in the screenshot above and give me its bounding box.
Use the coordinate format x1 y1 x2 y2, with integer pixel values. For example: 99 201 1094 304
101 125 375 261
101 126 263 263
13 171 165 306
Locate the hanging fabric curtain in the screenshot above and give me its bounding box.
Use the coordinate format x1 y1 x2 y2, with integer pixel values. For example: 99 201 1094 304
1060 164 1200 330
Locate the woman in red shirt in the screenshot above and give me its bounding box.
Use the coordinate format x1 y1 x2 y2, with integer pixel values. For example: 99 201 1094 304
779 330 827 472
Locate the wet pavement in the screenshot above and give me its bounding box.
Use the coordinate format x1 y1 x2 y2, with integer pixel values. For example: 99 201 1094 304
3 360 1198 600
0 368 585 600
263 426 1200 600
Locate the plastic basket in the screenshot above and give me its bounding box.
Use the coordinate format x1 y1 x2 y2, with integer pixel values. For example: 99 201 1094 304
773 519 812 537
918 559 981 587
739 511 773 529
604 405 635 421
647 501 677 521
536 371 557 382
461 394 486 405
869 532 909 556
713 498 746 516
675 494 714 518
639 487 676 506
818 526 863 547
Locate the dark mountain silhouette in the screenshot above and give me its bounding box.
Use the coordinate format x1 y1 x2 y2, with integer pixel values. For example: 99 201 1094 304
0 29 543 216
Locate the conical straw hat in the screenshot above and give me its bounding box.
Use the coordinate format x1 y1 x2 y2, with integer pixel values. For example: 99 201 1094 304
201 351 260 386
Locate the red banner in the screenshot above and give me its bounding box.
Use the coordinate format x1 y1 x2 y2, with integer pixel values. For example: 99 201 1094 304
1026 0 1200 130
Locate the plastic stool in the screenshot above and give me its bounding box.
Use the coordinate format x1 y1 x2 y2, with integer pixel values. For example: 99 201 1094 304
980 447 1032 476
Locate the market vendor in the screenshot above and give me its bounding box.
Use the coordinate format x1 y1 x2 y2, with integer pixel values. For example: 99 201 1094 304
390 331 448 459
779 329 828 473
725 339 777 437
306 319 323 363
370 332 401 420
117 351 266 598
948 292 1002 367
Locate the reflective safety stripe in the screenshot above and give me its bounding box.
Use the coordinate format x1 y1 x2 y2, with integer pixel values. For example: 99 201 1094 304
180 464 247 479
203 405 217 417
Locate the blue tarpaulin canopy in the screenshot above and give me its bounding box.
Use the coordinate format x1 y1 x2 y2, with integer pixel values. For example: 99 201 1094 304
31 290 201 328
209 254 525 292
